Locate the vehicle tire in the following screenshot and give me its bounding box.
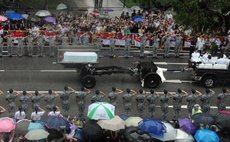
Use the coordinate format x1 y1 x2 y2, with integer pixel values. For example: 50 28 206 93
143 73 161 88
202 76 215 88
81 75 96 89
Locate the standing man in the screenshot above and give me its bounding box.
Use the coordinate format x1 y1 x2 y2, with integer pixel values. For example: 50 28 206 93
17 37 24 57
37 34 44 57
146 89 159 118
160 89 170 120
76 87 90 119
140 34 146 58
27 34 34 57
173 88 188 119
0 35 3 57
175 33 183 58
98 0 103 8
122 88 136 115
189 35 197 59
124 35 131 58
5 89 18 117
136 89 146 116
163 33 171 58
96 35 102 57
109 34 116 57
217 88 230 111
19 90 31 115
60 86 75 117
200 88 214 113
31 90 44 109
186 89 201 117
72 33 79 46
49 36 56 57
108 87 123 107
44 89 58 111
152 34 160 58
91 89 105 103
94 0 99 9
61 33 69 47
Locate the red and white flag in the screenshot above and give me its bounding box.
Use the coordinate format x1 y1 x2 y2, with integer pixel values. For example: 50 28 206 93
134 34 141 47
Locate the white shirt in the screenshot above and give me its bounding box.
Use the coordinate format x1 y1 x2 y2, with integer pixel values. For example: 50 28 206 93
48 111 62 117
14 111 26 120
31 111 45 121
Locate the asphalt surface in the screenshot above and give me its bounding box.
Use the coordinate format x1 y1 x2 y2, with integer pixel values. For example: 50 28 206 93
0 47 229 121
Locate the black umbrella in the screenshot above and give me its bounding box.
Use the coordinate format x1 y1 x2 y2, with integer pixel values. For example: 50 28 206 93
215 112 230 131
124 127 151 142
82 120 103 142
192 113 215 126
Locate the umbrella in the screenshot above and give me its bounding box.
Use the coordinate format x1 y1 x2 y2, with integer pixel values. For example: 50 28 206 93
15 119 31 136
45 116 70 131
97 115 125 131
194 129 219 142
132 15 144 22
151 122 177 141
119 114 128 121
82 120 103 141
178 118 196 134
56 3 67 10
0 15 8 22
44 16 56 23
5 10 15 15
192 113 214 126
0 117 16 133
124 127 151 142
21 14 29 19
131 6 142 11
215 112 230 131
28 122 44 131
125 116 143 127
29 16 41 22
87 102 115 120
175 129 194 142
25 129 49 140
6 13 24 21
138 119 166 136
35 10 51 17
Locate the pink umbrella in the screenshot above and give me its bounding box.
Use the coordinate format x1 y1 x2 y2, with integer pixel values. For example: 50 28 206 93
0 15 8 22
0 117 16 132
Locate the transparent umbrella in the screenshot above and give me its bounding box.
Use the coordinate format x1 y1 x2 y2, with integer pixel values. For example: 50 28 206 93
35 10 51 17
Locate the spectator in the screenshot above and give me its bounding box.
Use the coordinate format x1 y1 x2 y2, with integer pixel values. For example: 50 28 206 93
14 106 26 122
31 106 45 121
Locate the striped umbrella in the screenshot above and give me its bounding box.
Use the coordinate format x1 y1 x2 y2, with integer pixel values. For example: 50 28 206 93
87 102 115 120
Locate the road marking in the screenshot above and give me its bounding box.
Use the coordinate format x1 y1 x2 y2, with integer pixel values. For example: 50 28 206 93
156 105 230 109
0 70 5 72
164 80 194 83
155 62 188 65
40 70 77 73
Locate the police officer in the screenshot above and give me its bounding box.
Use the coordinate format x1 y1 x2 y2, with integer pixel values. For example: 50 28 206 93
83 32 90 46
160 89 169 120
146 89 159 118
200 88 214 113
27 34 34 57
186 89 199 117
140 34 146 58
60 86 74 116
0 35 3 56
76 87 89 118
31 90 44 109
96 35 102 57
173 88 187 119
44 89 58 111
124 35 131 58
163 33 171 58
175 33 183 58
61 33 69 47
49 36 56 57
72 33 79 46
217 88 230 111
19 90 30 115
91 89 105 103
17 37 24 57
108 87 123 107
122 88 136 115
109 34 116 57
37 34 43 56
7 36 13 57
136 89 146 116
152 34 160 58
5 89 18 117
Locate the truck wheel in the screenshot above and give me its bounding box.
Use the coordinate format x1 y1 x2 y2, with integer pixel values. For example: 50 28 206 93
203 76 215 88
143 73 161 88
81 75 96 89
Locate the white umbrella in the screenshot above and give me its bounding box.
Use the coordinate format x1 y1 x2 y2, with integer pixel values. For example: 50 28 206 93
56 3 67 10
175 129 194 142
151 122 177 141
97 115 125 131
22 14 29 19
125 117 143 127
131 6 142 11
35 10 51 17
87 102 115 120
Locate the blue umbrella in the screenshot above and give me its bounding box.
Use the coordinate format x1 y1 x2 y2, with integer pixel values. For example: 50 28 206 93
138 119 166 136
28 122 44 131
194 129 219 142
6 13 24 21
45 116 70 131
192 113 214 126
178 117 196 134
5 10 15 15
132 15 144 22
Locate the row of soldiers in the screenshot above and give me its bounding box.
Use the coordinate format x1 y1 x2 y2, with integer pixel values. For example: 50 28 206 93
3 86 229 120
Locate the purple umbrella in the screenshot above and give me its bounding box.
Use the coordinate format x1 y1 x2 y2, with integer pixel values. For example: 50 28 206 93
44 16 56 23
178 118 196 134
